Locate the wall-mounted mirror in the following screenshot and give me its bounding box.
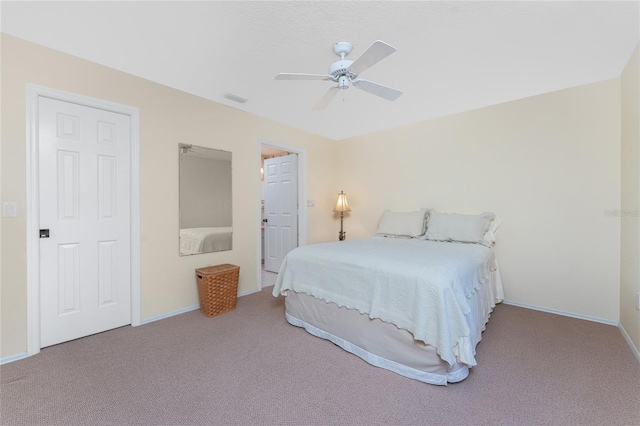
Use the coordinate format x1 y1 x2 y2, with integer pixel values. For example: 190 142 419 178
179 144 232 255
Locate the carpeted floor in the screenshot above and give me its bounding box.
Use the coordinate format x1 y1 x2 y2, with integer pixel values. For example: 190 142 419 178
1 287 639 425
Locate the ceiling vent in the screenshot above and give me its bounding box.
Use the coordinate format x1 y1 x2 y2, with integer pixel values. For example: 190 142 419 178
223 92 248 104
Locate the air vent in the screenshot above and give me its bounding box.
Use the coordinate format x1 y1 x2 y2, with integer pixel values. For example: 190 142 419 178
223 92 248 104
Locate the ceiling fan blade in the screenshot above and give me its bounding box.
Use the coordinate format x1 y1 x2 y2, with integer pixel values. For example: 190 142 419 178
275 73 332 81
352 79 403 101
348 40 396 75
312 86 340 111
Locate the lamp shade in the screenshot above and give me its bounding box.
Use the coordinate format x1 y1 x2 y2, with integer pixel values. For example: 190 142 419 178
333 191 351 212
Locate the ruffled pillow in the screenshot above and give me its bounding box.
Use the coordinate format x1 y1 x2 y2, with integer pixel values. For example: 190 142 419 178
375 209 428 238
423 210 495 245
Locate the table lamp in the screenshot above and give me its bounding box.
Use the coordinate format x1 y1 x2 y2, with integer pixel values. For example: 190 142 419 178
333 190 351 241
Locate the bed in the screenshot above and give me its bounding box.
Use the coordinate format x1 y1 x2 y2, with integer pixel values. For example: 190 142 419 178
179 227 232 255
272 209 503 385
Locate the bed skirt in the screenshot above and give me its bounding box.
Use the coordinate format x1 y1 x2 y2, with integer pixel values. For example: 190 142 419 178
284 292 469 385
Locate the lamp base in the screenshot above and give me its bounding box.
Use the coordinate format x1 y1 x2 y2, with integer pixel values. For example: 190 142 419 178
338 213 346 241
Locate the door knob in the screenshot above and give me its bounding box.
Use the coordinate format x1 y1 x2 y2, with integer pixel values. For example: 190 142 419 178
263 219 268 223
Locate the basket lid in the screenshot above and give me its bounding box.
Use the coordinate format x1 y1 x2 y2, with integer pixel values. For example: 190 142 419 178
195 264 239 275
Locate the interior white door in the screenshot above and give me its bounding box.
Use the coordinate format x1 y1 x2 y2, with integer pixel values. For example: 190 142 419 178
38 96 131 348
264 154 298 272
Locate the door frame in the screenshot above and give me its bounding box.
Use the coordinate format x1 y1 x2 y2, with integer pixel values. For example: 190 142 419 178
26 84 141 357
258 140 306 289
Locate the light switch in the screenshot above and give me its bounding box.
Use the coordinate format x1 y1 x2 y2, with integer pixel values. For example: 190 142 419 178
307 200 315 207
2 202 17 218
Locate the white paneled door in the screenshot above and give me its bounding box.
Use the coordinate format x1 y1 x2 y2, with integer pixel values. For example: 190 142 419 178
38 97 131 348
264 154 298 273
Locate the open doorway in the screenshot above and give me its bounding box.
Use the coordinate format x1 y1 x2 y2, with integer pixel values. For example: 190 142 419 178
259 142 306 289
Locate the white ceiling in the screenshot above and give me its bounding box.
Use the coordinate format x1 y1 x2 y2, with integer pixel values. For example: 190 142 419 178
2 1 638 140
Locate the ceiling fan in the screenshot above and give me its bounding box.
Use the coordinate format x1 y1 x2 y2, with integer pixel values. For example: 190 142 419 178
275 40 403 110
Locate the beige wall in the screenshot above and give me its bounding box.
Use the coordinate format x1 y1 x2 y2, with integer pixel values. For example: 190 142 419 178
0 35 339 358
620 42 640 356
338 79 622 323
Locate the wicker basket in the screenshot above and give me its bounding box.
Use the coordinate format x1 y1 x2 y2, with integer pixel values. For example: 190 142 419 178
195 264 240 318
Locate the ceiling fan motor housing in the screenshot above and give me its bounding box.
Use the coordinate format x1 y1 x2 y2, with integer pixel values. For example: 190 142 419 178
329 60 355 79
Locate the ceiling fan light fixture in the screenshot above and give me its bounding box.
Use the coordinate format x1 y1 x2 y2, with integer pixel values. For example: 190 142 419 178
338 75 350 89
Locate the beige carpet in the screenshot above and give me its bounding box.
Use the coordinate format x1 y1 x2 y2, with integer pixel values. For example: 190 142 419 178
1 288 639 425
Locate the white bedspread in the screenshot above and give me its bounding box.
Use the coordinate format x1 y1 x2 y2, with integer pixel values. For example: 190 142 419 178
272 237 503 367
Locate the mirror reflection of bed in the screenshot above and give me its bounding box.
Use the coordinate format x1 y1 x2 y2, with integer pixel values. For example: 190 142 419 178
179 144 232 256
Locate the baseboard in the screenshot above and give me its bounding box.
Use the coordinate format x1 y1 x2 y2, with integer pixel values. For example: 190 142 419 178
502 300 618 326
619 322 640 364
239 287 261 297
140 305 200 325
139 287 262 325
0 352 28 365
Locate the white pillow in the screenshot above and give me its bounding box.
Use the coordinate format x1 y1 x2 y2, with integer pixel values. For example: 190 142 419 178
423 210 495 245
483 219 501 246
375 209 428 238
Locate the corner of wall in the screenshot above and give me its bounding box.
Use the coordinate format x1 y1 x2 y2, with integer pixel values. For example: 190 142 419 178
619 40 640 361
